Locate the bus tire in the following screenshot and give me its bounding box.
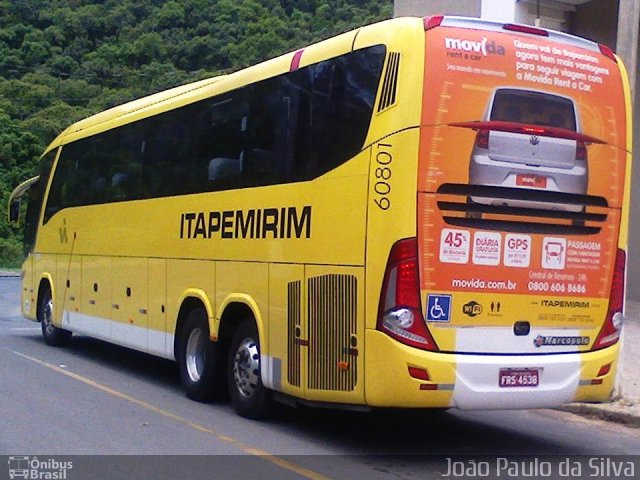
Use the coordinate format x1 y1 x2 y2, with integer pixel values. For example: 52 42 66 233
178 308 225 402
39 285 72 347
227 319 272 419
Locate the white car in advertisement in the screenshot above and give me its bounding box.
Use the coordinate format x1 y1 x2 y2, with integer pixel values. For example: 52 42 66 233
453 87 604 212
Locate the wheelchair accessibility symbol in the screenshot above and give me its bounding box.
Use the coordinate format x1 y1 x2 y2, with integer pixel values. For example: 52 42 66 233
426 294 452 322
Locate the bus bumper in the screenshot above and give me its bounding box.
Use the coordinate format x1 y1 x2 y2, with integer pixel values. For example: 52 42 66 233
364 330 619 409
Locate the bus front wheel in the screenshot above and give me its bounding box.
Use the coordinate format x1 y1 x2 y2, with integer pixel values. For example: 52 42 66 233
178 308 226 402
227 319 272 419
39 285 72 347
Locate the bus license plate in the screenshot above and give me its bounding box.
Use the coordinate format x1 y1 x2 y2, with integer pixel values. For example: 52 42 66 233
499 368 539 388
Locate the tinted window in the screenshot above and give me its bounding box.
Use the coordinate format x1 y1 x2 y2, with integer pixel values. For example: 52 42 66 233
305 45 385 177
43 45 385 222
490 89 577 131
24 149 56 253
45 124 145 222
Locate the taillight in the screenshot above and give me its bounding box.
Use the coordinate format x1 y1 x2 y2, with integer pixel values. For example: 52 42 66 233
377 238 438 351
450 121 605 145
521 126 546 135
424 15 444 31
503 23 549 37
598 44 617 63
592 249 625 350
575 140 587 161
475 129 489 149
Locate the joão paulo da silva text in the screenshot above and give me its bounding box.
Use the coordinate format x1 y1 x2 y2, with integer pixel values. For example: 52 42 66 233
443 457 635 478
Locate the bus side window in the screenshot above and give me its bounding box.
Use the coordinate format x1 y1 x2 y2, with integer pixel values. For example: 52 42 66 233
310 46 384 174
45 143 83 222
241 79 293 186
141 116 177 198
287 45 386 182
184 92 248 192
288 69 314 181
42 45 386 218
44 122 147 223
24 150 56 250
102 127 143 202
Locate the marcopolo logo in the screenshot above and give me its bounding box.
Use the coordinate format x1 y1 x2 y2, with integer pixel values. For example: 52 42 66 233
534 335 590 348
8 456 73 480
444 36 506 57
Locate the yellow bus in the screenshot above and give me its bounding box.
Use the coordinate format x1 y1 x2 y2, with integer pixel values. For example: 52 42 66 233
9 16 632 419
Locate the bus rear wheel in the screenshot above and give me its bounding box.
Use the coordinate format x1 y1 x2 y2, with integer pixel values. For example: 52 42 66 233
178 308 226 402
39 285 72 347
228 319 272 419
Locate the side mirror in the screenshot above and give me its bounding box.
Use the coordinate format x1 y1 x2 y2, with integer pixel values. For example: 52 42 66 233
8 176 40 225
9 199 20 224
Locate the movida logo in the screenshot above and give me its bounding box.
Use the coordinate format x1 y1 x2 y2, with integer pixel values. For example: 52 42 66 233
444 36 506 59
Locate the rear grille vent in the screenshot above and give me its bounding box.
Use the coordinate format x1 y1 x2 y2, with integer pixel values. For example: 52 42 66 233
377 52 400 112
436 183 608 235
287 280 301 388
308 274 357 391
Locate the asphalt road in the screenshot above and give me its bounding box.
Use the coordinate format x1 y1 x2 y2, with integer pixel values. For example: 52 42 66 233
1 277 639 480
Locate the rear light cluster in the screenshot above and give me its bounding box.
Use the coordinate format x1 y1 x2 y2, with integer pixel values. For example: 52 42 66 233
466 122 591 162
423 15 444 31
377 238 438 351
575 140 587 161
475 129 489 149
592 248 626 350
503 23 549 37
598 44 617 63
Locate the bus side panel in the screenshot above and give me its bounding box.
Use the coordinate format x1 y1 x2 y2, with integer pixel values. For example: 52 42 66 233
365 330 455 408
21 255 36 320
32 253 57 321
352 18 426 147
267 263 306 397
148 259 168 358
303 265 365 405
364 132 432 405
166 259 216 358
81 255 112 330
111 257 149 351
363 131 421 332
574 342 620 402
56 255 81 330
616 58 634 252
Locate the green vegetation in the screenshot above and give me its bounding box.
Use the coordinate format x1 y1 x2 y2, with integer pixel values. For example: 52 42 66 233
0 0 392 267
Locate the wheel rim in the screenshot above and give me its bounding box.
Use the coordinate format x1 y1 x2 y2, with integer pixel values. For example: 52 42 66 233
42 296 55 335
185 328 207 383
233 337 260 398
